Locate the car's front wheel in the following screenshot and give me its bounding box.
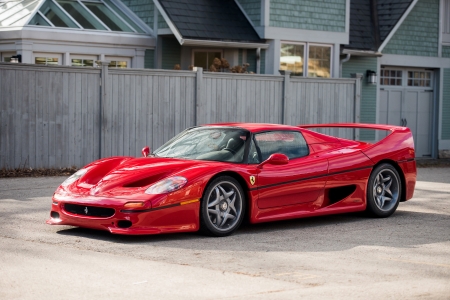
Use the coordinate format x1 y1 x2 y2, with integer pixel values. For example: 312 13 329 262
366 163 402 217
200 176 245 237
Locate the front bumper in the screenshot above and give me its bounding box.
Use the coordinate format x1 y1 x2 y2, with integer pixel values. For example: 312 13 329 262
46 195 200 235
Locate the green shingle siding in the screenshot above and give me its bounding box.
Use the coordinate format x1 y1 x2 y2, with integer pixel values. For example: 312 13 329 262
145 49 155 69
247 49 257 73
238 0 261 25
342 56 378 140
161 38 181 69
443 69 450 139
443 46 450 58
269 0 346 32
121 0 154 29
260 49 266 74
383 0 439 57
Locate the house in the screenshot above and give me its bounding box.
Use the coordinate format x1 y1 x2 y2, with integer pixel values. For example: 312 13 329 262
0 0 449 159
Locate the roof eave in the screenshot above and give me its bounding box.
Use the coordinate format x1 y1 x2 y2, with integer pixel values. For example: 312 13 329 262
181 39 269 49
342 48 383 57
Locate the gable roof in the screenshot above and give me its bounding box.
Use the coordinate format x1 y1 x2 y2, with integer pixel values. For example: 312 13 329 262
346 0 415 52
155 0 262 43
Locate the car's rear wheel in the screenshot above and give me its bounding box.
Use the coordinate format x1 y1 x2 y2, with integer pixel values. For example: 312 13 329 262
200 176 245 237
366 163 401 217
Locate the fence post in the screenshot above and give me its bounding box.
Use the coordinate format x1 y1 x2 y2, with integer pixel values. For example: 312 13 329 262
195 67 203 126
280 70 291 124
98 61 109 159
351 73 363 140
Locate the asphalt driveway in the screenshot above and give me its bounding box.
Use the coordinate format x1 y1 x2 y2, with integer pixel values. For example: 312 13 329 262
0 167 449 299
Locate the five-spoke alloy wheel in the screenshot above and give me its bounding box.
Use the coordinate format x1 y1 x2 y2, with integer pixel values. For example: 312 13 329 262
366 163 402 217
200 176 245 236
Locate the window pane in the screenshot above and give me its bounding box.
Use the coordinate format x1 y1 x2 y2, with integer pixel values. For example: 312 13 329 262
56 0 106 30
40 0 79 28
0 0 39 26
84 2 133 32
103 0 144 33
280 43 304 76
194 52 207 69
396 79 402 85
308 46 330 78
35 57 58 65
255 131 308 160
72 58 94 67
28 12 52 26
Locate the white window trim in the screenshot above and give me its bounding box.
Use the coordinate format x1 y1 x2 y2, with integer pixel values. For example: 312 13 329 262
191 49 224 69
280 41 333 78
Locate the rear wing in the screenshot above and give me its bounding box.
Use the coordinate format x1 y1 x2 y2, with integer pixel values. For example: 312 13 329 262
298 123 401 133
297 123 415 162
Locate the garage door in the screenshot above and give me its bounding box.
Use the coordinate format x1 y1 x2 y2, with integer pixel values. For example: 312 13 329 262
379 68 433 158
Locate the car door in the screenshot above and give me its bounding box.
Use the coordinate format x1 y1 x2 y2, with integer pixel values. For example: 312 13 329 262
252 131 328 209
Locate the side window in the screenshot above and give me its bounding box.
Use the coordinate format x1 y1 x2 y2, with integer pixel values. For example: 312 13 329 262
247 139 260 164
254 131 309 161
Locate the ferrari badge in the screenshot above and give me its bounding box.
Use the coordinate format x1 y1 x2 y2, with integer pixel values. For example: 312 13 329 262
249 176 256 186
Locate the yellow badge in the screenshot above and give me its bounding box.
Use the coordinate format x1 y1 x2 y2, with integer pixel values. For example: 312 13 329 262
249 176 256 186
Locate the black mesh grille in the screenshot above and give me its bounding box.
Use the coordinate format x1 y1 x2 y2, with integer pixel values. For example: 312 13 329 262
64 204 115 218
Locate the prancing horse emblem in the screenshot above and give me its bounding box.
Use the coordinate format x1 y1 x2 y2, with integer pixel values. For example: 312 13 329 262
84 207 88 214
249 176 256 186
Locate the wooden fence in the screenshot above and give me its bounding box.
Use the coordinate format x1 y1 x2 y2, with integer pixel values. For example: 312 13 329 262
0 62 359 169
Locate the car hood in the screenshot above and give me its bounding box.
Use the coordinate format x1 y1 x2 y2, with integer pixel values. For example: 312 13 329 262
68 157 218 198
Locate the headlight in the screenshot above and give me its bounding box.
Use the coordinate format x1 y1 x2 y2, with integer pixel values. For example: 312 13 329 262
61 169 87 187
145 176 187 194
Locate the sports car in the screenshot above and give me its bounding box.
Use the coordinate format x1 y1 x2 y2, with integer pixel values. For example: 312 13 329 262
47 123 416 237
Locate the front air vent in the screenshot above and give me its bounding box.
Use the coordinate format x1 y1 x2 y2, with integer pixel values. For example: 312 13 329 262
64 204 115 218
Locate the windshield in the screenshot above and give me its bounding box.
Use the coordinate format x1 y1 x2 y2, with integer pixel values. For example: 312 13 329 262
153 127 249 163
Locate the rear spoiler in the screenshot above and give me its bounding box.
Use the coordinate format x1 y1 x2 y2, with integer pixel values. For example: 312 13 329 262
298 123 415 162
298 123 404 133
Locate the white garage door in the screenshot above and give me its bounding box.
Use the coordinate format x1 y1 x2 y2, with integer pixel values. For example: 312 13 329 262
379 68 433 158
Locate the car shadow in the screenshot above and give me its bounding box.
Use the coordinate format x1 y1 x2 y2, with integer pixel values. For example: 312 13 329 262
55 209 450 253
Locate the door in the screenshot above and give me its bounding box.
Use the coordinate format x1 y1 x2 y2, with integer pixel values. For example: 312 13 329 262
379 68 433 157
252 130 328 209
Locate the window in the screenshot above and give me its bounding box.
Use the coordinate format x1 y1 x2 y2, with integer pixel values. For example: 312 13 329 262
1 52 15 62
254 131 309 161
71 55 97 67
193 51 222 70
280 43 331 78
408 71 432 87
35 57 59 65
380 69 403 86
280 43 304 76
308 45 331 78
443 0 450 43
0 0 40 26
106 57 130 68
56 0 107 30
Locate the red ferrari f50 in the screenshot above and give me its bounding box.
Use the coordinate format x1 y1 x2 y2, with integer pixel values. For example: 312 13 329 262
47 123 416 236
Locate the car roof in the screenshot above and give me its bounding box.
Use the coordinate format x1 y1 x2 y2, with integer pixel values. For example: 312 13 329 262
203 122 301 133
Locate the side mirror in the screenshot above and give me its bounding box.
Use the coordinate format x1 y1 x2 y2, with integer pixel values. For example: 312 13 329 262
142 146 150 157
257 153 289 169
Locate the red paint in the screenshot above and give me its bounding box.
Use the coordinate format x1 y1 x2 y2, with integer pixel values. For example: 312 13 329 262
47 123 417 235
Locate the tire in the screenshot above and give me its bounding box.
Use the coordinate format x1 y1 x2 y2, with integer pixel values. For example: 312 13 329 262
366 163 402 217
200 176 246 237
